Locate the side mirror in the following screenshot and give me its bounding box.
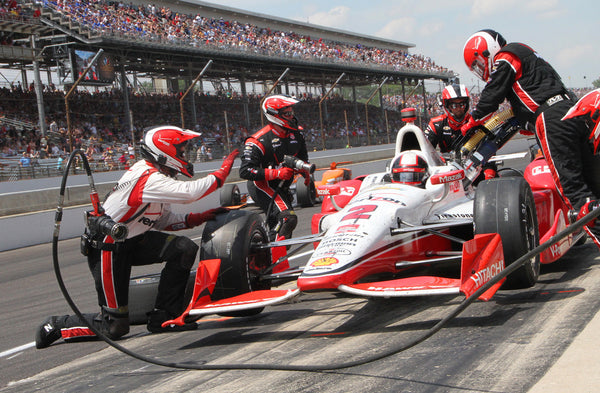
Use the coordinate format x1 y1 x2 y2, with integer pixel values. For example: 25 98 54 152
430 169 465 185
316 184 340 196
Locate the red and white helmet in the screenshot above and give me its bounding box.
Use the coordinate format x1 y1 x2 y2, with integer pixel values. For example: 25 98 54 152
463 29 506 82
262 94 300 130
442 84 470 128
140 126 200 177
391 151 429 187
562 89 600 152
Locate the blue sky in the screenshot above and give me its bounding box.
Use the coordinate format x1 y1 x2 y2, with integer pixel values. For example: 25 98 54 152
207 0 599 91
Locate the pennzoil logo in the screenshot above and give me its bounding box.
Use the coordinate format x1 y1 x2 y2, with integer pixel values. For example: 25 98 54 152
311 257 339 267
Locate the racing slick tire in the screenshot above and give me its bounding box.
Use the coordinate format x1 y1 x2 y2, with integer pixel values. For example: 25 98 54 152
220 183 241 207
200 210 272 316
127 272 195 325
474 177 540 289
296 177 318 207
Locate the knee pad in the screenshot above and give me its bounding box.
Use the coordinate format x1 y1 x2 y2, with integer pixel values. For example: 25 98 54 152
277 210 298 239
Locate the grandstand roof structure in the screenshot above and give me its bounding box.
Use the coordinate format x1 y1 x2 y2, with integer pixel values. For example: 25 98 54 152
1 0 455 91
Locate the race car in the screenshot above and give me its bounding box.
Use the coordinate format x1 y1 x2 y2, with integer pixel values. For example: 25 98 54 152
129 108 586 326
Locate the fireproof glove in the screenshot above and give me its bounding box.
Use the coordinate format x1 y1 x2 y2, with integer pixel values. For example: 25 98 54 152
212 149 239 187
187 207 229 228
264 167 294 181
300 170 311 185
460 117 485 136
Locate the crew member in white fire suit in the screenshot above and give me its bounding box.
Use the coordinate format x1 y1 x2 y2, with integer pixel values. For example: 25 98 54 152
35 126 239 348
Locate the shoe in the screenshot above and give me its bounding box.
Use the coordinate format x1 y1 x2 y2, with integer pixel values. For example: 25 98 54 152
35 316 63 349
146 309 198 333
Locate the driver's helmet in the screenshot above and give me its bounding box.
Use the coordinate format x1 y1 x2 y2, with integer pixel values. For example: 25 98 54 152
262 94 300 130
139 125 200 178
562 89 600 143
391 151 429 187
463 29 506 82
442 84 470 128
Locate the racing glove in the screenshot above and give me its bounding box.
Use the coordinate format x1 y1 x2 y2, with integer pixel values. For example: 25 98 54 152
460 117 485 136
211 149 239 187
577 200 600 226
186 207 229 228
264 167 294 181
300 170 311 185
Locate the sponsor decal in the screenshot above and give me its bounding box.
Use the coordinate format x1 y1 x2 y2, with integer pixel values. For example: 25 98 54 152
138 217 157 227
469 260 504 288
339 186 356 196
353 195 406 205
434 213 473 219
157 137 171 147
549 242 565 257
314 248 351 257
450 181 460 193
438 172 463 183
336 224 360 233
532 165 551 176
311 257 339 267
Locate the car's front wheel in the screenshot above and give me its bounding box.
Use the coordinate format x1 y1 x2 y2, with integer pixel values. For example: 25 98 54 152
200 210 271 316
474 177 540 289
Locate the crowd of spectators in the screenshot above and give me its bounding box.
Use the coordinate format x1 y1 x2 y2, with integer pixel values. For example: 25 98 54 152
2 84 595 173
1 0 596 180
1 83 442 168
35 0 450 75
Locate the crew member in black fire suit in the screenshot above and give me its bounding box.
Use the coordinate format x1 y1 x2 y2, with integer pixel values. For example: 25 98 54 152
425 83 496 180
35 126 239 349
239 94 310 272
461 29 600 244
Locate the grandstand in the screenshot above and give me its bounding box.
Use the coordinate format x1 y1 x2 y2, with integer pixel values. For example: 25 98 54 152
0 0 456 181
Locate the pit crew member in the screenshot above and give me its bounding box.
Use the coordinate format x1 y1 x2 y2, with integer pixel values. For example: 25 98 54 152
35 126 239 348
461 29 600 243
239 94 310 272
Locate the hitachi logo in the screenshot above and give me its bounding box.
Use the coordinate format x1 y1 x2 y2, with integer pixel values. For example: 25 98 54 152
470 260 504 287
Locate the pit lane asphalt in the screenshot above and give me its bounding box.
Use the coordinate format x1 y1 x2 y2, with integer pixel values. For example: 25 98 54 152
1 142 599 392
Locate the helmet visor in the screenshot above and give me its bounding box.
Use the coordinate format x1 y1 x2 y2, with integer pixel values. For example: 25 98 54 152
392 170 425 184
470 56 488 81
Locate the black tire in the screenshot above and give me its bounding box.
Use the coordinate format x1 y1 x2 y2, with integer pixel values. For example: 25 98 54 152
474 177 540 289
296 177 317 207
128 272 195 325
220 183 241 207
200 210 271 316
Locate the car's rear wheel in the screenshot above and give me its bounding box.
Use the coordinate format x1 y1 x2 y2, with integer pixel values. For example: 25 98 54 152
220 183 241 207
474 177 540 289
297 177 318 207
200 210 271 316
128 272 195 325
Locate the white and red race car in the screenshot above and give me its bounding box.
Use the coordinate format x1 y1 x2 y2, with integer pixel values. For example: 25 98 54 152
129 109 586 327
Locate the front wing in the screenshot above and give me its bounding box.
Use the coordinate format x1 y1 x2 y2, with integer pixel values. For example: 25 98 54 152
163 233 505 327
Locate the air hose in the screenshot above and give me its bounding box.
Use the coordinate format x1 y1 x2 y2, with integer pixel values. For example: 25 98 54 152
52 149 600 372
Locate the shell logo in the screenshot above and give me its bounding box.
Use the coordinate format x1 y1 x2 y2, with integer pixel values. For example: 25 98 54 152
311 257 339 267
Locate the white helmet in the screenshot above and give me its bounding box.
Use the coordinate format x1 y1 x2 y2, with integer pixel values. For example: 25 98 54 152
463 29 506 82
140 125 200 177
